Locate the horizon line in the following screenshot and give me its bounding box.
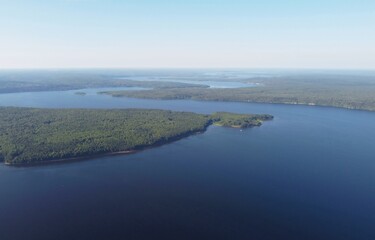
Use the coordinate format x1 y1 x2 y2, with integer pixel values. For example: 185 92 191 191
0 67 374 71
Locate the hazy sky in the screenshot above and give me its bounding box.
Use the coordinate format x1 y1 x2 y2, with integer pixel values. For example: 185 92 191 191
0 0 374 69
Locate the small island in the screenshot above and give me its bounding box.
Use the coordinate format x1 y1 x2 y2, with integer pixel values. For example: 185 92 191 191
211 112 273 128
74 91 87 96
0 107 272 165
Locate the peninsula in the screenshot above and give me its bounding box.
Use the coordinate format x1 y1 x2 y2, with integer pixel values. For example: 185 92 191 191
0 107 272 165
1 70 375 112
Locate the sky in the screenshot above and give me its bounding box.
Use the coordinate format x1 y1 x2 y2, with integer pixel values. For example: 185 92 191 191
0 0 374 69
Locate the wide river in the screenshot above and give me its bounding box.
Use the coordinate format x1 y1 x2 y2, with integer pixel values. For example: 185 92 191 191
0 88 374 240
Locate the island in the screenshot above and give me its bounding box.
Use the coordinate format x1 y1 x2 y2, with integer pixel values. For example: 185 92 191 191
0 107 272 165
74 91 87 96
211 112 273 128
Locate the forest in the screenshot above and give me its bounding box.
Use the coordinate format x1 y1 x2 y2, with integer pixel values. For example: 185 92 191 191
2 70 374 111
0 107 271 165
104 74 375 111
211 112 273 128
0 70 207 93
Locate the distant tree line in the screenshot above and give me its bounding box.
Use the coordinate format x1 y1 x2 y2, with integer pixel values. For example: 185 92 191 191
104 76 375 111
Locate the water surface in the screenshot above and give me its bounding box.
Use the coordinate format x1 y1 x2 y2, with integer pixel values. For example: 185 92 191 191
0 90 374 240
118 77 258 88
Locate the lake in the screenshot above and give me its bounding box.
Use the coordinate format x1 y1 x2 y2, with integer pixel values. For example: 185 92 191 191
117 76 259 88
0 89 374 240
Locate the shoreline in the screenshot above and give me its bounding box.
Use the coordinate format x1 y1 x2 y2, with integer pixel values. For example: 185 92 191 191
4 128 209 167
2 111 272 167
103 92 375 113
4 150 137 167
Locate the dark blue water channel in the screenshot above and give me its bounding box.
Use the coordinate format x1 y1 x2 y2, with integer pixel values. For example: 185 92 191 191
0 88 374 240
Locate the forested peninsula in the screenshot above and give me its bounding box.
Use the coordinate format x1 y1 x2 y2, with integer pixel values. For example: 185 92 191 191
0 108 272 165
2 70 375 111
102 79 375 112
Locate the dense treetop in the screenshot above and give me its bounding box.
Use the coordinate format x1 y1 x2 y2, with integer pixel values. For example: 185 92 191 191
211 112 273 128
0 108 210 165
100 72 375 112
1 70 375 111
103 79 375 112
0 108 272 165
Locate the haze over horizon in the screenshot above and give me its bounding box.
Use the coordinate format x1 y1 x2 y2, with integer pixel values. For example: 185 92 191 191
1 0 374 69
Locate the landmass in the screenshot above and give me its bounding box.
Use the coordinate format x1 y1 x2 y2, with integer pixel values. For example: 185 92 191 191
102 74 375 111
0 107 272 165
74 91 87 96
1 70 375 111
211 112 273 128
0 70 208 93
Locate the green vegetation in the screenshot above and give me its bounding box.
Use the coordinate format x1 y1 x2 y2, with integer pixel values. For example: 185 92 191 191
0 108 210 165
0 69 375 111
0 70 207 93
211 112 273 128
103 74 375 111
0 107 271 165
3 69 374 111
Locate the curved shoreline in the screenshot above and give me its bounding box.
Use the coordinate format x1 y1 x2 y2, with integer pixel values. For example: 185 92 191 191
4 128 210 167
102 88 375 113
4 150 136 167
1 109 272 167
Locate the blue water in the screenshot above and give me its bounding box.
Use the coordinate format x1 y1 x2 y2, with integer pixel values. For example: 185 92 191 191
0 90 374 240
117 77 258 88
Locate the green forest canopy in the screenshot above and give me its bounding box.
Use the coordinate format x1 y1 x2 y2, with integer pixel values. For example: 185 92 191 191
1 70 375 111
0 107 272 165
